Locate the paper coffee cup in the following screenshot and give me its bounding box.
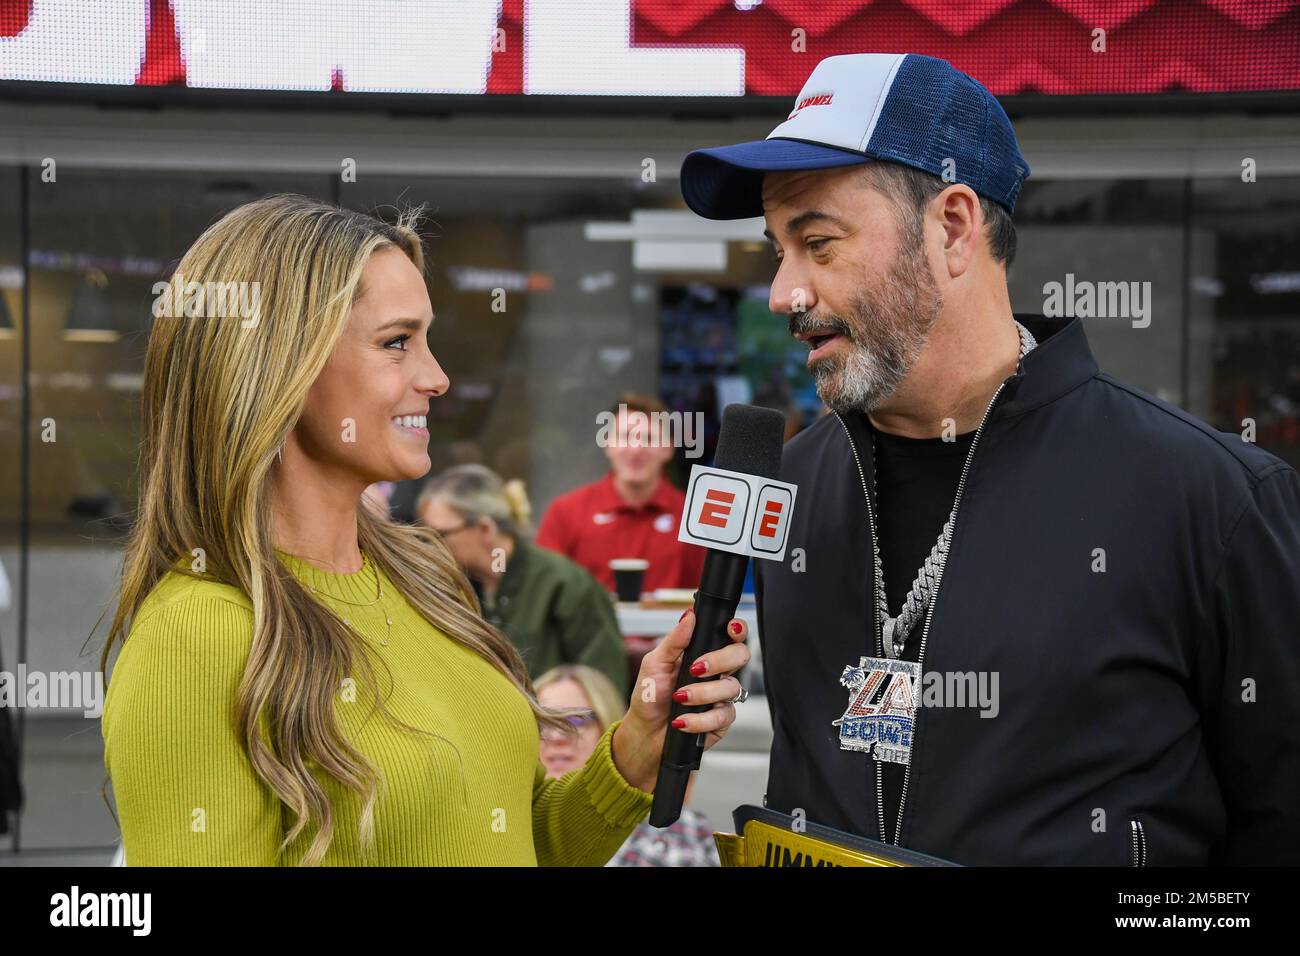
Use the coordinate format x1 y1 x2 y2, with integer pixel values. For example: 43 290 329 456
609 558 650 603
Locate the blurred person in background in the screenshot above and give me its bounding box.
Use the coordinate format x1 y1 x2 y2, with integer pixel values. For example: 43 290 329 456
536 665 720 868
419 464 628 695
361 480 396 519
536 393 706 595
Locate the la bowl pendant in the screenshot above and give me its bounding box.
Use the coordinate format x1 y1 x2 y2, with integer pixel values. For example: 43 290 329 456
833 655 921 765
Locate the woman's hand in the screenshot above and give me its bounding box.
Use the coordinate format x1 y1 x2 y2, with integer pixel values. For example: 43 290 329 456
610 608 750 792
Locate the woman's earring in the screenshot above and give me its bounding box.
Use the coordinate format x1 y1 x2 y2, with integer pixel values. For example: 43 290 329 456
276 444 284 464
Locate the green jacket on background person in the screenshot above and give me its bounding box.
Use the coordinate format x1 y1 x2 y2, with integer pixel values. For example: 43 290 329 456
474 538 628 696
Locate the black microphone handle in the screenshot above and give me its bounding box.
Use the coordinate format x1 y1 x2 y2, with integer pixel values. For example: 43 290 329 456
648 549 749 828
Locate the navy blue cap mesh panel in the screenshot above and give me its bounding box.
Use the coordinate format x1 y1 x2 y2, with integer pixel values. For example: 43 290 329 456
864 54 1030 214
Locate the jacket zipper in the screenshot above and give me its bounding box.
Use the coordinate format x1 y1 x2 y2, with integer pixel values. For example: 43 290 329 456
836 411 889 844
836 375 1015 846
1130 818 1147 866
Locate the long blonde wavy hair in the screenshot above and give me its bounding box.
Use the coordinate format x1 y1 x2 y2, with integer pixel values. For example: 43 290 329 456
101 193 570 865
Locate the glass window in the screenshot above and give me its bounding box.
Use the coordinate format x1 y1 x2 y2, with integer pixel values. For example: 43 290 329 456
1009 178 1189 408
1192 176 1300 469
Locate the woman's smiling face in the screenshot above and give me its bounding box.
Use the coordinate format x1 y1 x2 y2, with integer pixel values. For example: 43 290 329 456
294 246 449 486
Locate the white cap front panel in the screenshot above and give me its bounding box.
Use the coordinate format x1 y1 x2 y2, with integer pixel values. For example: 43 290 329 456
765 53 908 153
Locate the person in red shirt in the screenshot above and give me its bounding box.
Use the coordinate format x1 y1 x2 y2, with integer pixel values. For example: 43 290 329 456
536 394 706 595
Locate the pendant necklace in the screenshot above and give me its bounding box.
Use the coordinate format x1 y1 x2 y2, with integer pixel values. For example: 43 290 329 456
304 551 395 647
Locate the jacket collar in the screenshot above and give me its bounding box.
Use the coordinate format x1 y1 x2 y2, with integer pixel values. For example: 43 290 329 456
836 313 1098 466
996 314 1099 420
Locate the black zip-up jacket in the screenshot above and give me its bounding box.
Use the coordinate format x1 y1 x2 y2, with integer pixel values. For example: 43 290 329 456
753 313 1300 865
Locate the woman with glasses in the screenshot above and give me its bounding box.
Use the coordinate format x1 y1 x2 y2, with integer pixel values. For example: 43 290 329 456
100 194 749 866
536 666 720 867
416 464 628 695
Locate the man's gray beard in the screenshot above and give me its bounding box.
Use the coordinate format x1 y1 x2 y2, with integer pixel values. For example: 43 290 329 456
800 241 944 415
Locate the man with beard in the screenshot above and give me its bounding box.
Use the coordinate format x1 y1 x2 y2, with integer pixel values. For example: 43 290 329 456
679 53 1300 865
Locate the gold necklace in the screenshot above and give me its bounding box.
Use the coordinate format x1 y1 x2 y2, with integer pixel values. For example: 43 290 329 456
303 552 395 647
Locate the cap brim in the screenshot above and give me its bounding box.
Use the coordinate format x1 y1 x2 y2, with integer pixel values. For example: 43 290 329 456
680 139 873 220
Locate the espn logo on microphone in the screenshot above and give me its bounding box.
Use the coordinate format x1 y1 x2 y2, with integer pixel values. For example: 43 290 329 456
679 466 797 562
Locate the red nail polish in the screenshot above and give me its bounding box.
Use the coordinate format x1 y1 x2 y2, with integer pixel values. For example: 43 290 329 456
728 621 742 636
690 661 707 677
678 609 690 623
673 689 688 703
672 717 686 729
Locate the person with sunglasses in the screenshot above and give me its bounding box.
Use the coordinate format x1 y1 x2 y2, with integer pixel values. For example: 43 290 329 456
535 665 720 867
418 464 629 695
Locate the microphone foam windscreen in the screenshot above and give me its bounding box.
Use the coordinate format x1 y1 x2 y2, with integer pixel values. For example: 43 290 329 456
712 403 785 480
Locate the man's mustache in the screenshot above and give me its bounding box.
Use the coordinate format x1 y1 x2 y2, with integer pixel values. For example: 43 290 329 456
789 312 856 340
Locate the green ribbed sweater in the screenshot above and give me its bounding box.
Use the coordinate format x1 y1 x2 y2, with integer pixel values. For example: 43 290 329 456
102 550 653 865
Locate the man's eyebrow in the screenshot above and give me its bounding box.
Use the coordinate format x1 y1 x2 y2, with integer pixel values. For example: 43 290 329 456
763 210 853 243
375 316 432 333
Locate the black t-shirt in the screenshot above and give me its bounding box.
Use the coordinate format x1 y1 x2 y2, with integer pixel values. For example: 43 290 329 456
864 414 975 842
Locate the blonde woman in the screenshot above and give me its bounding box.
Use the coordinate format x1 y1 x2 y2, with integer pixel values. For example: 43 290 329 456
535 666 720 867
100 194 749 866
418 465 628 695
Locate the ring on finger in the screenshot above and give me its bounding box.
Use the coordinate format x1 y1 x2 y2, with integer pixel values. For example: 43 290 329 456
728 683 748 705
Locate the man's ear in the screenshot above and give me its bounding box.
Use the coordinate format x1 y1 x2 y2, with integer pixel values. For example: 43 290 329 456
938 185 979 278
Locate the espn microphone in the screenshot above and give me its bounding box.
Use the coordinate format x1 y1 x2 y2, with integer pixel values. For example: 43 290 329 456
649 403 794 828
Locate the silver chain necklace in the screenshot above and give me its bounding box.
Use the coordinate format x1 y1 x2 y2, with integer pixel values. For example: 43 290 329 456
870 320 1037 659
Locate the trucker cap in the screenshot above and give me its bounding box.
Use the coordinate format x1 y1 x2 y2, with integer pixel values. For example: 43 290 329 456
680 53 1030 220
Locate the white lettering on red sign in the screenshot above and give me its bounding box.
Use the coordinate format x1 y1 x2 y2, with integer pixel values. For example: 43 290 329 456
1 0 745 95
